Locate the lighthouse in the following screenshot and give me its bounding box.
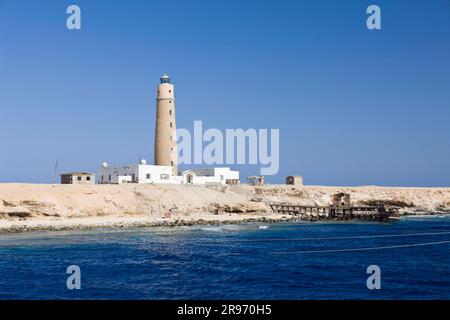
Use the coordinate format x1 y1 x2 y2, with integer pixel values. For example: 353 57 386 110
97 74 239 185
154 74 178 174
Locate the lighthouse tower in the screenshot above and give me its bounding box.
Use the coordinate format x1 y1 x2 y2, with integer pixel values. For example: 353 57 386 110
154 74 177 175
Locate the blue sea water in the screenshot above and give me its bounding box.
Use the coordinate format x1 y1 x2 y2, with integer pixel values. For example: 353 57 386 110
0 216 449 300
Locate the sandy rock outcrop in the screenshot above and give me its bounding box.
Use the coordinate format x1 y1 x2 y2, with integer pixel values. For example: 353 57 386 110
1 184 450 225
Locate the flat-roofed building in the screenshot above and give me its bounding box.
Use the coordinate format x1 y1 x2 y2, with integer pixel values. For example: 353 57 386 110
98 161 238 186
181 167 239 185
97 160 182 185
248 176 265 186
286 175 303 186
60 172 95 185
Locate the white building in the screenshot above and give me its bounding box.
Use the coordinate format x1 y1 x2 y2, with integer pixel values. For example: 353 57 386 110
181 168 239 185
98 160 182 185
97 161 239 185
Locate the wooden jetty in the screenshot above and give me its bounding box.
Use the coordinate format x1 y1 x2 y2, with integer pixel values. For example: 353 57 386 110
269 193 399 222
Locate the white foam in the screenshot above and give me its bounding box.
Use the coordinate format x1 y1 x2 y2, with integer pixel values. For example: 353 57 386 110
201 227 223 232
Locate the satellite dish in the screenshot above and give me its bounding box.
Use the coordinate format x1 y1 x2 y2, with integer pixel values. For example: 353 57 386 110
102 162 108 168
140 159 147 165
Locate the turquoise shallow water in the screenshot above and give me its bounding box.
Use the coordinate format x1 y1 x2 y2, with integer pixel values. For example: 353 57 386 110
0 216 449 299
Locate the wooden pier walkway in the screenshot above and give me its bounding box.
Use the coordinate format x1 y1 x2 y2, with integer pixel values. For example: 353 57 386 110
269 203 398 222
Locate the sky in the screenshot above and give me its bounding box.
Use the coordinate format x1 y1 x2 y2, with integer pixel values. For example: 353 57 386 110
0 0 449 186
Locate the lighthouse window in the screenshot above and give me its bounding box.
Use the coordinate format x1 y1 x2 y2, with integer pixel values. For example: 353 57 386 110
169 110 172 115
170 122 173 128
169 100 171 103
169 90 172 93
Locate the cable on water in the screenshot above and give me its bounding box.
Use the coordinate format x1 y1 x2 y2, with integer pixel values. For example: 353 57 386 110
268 240 450 255
207 230 450 244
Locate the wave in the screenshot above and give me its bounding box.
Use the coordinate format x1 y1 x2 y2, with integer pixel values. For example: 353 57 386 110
201 227 224 232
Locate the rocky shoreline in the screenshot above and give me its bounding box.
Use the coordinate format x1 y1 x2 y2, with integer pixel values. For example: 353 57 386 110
0 216 295 235
1 211 449 235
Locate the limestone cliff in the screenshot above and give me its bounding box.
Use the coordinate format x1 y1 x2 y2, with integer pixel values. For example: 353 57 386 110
1 184 450 222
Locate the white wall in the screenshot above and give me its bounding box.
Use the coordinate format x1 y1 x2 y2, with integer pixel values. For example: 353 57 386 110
138 165 177 184
114 175 132 184
182 167 239 185
98 164 180 184
214 168 239 181
98 164 238 185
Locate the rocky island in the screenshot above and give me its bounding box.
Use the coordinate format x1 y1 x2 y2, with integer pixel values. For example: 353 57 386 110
1 183 450 234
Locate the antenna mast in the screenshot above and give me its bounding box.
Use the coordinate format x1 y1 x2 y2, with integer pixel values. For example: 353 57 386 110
52 160 59 184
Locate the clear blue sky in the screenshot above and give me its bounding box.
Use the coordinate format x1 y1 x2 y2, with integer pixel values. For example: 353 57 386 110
1 0 449 186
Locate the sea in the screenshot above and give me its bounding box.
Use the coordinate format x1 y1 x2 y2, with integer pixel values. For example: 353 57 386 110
0 216 449 300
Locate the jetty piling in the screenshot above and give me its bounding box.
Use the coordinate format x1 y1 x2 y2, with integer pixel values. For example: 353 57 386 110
269 193 399 222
